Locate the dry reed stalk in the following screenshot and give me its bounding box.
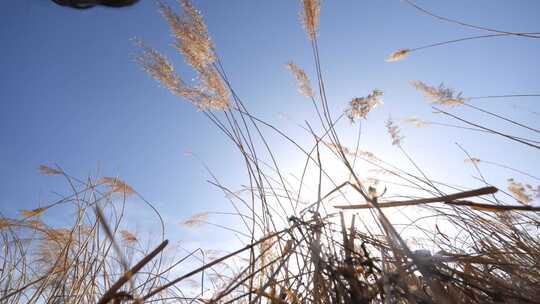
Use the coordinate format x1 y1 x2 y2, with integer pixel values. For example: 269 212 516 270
97 240 169 304
334 186 498 209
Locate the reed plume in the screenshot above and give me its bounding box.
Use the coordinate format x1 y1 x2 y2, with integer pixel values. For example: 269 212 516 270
38 165 63 176
120 230 138 245
411 80 465 106
286 62 314 98
345 89 383 121
5 1 540 303
136 41 186 96
158 0 215 72
507 178 533 204
300 0 320 40
138 0 230 111
386 117 404 146
20 207 47 218
182 212 209 227
401 117 430 128
386 49 410 62
101 177 135 196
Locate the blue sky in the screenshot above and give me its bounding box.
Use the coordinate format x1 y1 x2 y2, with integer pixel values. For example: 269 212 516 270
1 0 539 244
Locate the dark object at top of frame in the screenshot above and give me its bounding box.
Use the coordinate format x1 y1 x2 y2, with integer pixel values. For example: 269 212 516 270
52 0 140 9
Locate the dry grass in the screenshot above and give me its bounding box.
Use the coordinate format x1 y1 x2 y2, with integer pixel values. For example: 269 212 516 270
2 0 540 303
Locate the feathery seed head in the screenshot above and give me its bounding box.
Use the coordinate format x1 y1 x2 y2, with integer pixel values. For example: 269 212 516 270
38 165 63 176
159 0 215 72
21 207 47 218
411 81 465 106
26 220 44 229
507 178 533 204
323 141 378 161
136 41 186 97
386 117 404 146
182 212 209 227
386 49 411 62
402 117 431 128
324 141 351 155
100 177 135 196
37 228 76 275
357 150 378 161
137 43 230 110
120 230 138 245
196 67 231 110
346 89 383 121
139 2 230 111
300 0 320 40
286 62 314 98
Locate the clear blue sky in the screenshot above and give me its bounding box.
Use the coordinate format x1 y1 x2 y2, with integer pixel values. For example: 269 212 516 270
1 1 539 243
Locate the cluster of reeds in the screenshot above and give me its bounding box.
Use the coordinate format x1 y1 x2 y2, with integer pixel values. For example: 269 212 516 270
0 171 174 303
2 0 539 303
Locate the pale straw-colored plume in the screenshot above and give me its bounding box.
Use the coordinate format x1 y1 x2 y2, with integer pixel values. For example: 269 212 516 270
182 212 209 227
507 178 533 204
401 117 431 128
197 66 231 111
323 140 351 155
138 1 230 111
21 207 47 218
120 229 138 245
38 165 63 176
345 89 383 121
37 228 75 275
136 41 186 97
286 62 314 98
325 140 379 161
386 49 411 62
411 80 465 106
136 43 229 110
26 219 44 229
158 0 215 72
386 117 404 146
300 0 320 40
356 150 378 161
100 177 135 196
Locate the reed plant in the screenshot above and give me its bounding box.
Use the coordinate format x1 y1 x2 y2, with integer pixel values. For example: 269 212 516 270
2 0 539 303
